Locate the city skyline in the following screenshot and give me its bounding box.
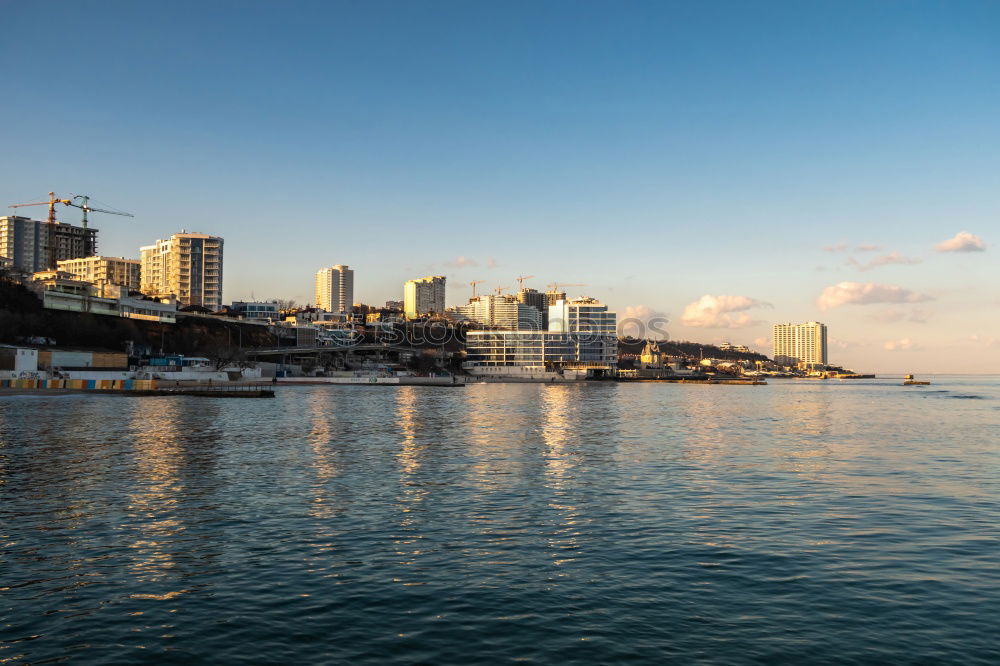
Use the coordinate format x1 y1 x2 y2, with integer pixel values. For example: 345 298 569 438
3 1 998 373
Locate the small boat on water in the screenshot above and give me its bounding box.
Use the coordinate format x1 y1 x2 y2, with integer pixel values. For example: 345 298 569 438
903 374 931 386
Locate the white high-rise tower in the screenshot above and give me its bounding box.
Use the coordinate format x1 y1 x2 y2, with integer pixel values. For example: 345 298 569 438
773 321 828 366
315 265 354 314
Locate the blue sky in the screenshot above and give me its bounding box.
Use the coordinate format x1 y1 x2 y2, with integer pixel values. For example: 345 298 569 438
3 0 998 372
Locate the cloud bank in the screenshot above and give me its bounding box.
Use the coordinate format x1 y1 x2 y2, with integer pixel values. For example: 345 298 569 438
884 338 920 351
848 251 922 271
816 282 933 311
445 255 479 268
935 231 986 253
681 295 771 329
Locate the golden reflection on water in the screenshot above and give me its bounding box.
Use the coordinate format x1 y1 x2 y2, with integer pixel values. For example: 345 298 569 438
126 399 186 585
392 387 430 585
304 390 343 576
462 385 529 490
306 390 342 520
539 386 583 570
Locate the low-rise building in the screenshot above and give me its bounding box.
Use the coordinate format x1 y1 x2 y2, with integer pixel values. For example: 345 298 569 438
0 346 38 375
231 301 279 322
31 271 177 323
56 256 140 290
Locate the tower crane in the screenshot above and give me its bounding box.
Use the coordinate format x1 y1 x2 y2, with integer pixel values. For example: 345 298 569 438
65 195 134 228
494 285 510 296
9 192 71 225
547 282 586 292
469 280 485 299
515 275 535 290
9 192 72 269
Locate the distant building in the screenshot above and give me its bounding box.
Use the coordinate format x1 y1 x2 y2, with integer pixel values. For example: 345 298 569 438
404 276 446 318
140 232 224 310
773 321 828 366
516 288 548 327
545 289 566 307
385 300 404 311
456 294 543 330
231 301 279 321
719 341 750 353
464 296 619 378
548 297 617 335
464 331 617 377
315 265 354 314
57 256 140 291
0 215 98 272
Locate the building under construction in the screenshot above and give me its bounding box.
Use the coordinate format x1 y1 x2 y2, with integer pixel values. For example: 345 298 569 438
0 215 97 273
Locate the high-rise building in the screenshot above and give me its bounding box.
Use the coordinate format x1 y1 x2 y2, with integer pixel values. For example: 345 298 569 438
457 294 543 330
57 256 141 291
315 265 354 313
516 287 548 328
773 321 828 366
404 276 446 318
140 232 224 310
0 215 98 272
548 297 617 335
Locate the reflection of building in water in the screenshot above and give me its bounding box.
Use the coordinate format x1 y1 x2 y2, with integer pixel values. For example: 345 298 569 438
307 391 343 521
127 400 185 583
539 386 585 568
392 387 432 585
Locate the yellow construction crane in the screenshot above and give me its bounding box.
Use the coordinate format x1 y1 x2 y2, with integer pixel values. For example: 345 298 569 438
515 275 535 290
9 192 73 269
9 192 134 228
469 280 485 298
494 285 510 295
9 192 71 225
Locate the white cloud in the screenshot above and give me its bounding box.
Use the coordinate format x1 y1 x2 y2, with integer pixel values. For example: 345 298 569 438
830 337 864 350
753 336 768 347
856 244 883 252
680 295 771 329
968 334 1000 348
816 282 933 311
621 305 670 339
847 251 922 271
871 308 905 323
909 308 932 323
824 243 848 252
935 231 986 253
884 338 920 351
486 258 499 269
445 255 479 268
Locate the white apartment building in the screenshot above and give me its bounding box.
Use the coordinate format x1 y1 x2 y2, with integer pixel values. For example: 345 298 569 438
1 215 98 272
773 321 828 366
456 294 543 330
140 232 224 310
548 297 618 335
314 265 354 313
57 256 141 291
404 275 446 318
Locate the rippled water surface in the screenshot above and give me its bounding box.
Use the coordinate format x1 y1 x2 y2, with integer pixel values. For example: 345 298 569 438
2 377 999 664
